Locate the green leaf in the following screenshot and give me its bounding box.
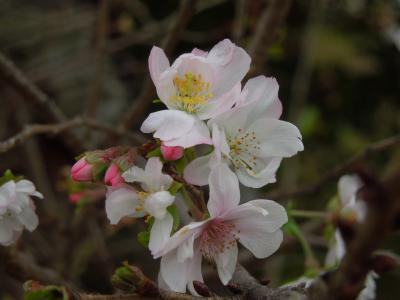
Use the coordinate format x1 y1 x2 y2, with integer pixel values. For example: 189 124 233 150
0 169 22 185
137 231 150 248
167 205 180 232
84 150 105 164
168 181 183 196
174 156 187 175
23 283 69 300
91 163 108 181
152 99 162 104
146 147 162 159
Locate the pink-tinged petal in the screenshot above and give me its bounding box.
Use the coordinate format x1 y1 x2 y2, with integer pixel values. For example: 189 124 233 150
163 119 211 148
235 157 281 188
183 153 213 186
240 76 282 120
149 46 170 85
197 83 241 120
105 186 143 224
208 39 251 96
239 229 283 259
140 110 195 141
223 200 287 233
338 175 363 207
172 54 216 86
149 213 173 255
191 48 208 57
215 242 238 285
161 143 184 161
248 118 304 158
208 163 240 217
160 249 189 293
144 191 175 219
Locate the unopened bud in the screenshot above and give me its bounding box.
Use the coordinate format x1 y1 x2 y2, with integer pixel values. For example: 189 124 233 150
160 143 184 161
71 158 93 181
105 164 124 186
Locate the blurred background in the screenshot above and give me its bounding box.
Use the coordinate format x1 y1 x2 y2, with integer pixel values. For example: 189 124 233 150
0 0 399 299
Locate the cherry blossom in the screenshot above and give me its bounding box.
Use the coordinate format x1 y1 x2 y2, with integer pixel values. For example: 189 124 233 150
141 39 250 148
184 76 304 188
154 164 287 295
0 179 43 246
105 157 175 254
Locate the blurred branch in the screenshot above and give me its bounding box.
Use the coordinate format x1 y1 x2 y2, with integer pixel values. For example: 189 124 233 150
232 0 246 44
86 0 110 118
119 0 198 132
246 0 292 78
0 116 145 153
269 134 400 201
0 51 86 151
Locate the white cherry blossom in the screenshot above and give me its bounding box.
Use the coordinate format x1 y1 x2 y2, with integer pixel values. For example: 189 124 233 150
184 75 304 188
154 164 287 295
105 157 175 254
0 179 43 246
141 39 250 148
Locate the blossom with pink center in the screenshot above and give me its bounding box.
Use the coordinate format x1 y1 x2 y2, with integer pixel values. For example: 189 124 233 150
141 39 250 148
160 143 184 161
104 163 125 186
184 76 303 188
154 164 287 295
71 158 93 181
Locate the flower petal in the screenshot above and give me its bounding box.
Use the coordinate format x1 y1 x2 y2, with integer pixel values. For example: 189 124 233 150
215 242 238 285
144 191 175 219
338 175 363 207
160 249 189 293
144 157 173 191
149 46 170 84
187 250 204 296
183 154 213 186
235 157 281 188
163 119 211 148
238 229 283 259
105 186 142 224
16 180 43 198
17 203 38 232
141 110 195 141
208 39 251 96
208 163 240 217
149 213 173 255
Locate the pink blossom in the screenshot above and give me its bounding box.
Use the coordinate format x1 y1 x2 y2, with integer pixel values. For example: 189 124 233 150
104 163 125 186
160 143 184 161
154 164 287 295
71 158 93 181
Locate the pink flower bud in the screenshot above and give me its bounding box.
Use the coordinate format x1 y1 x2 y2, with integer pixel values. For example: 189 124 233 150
161 143 184 161
104 163 124 186
69 192 85 204
71 158 93 181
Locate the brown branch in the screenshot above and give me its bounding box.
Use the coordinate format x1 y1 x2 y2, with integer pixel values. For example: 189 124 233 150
0 117 145 153
0 51 86 151
246 0 292 78
268 134 400 201
119 0 198 132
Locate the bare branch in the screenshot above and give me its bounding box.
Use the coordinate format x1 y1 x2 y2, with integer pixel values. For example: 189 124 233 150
268 134 400 201
0 117 145 153
246 0 292 78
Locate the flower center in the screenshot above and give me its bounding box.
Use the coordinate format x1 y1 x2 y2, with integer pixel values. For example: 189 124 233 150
198 219 239 260
171 72 213 114
227 129 261 174
135 191 149 212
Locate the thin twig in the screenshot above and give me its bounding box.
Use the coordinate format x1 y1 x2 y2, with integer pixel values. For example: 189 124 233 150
268 134 400 201
0 117 145 153
246 0 292 78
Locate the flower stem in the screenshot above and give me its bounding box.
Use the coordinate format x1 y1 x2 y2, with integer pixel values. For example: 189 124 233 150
290 209 328 219
181 186 204 221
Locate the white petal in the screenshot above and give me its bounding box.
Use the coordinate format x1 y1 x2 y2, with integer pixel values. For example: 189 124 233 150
16 180 43 198
248 118 304 158
148 46 170 84
215 242 238 285
144 191 175 219
325 230 346 267
163 119 211 148
149 213 173 255
338 175 363 207
0 181 16 205
17 203 38 231
183 154 213 186
177 234 195 263
187 250 204 296
235 159 281 188
357 271 378 300
144 157 173 191
140 110 195 141
122 166 147 183
105 187 142 224
240 76 282 120
191 48 208 57
239 229 283 259
223 200 287 234
160 249 190 293
208 39 251 96
208 164 240 217
211 123 230 156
